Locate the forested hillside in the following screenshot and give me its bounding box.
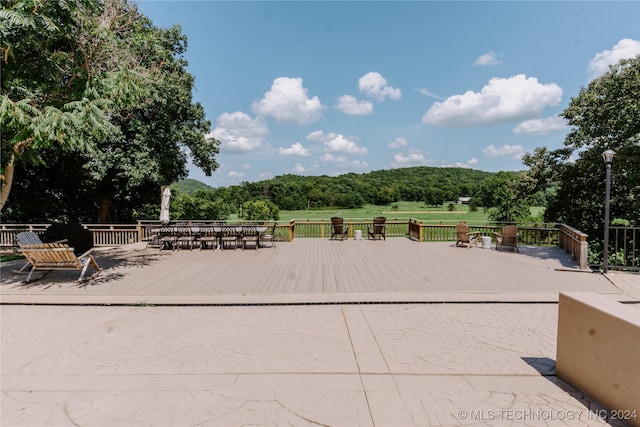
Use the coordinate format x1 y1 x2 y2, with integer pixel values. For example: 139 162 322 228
177 166 499 211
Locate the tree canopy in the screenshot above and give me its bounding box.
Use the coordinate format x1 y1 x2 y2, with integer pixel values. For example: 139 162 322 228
521 55 640 245
1 0 220 222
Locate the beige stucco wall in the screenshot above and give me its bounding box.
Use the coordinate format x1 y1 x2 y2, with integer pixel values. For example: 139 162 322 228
557 292 640 426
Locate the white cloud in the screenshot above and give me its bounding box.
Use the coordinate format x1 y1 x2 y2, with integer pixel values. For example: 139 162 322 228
513 116 568 135
587 38 640 79
228 170 245 178
454 157 478 168
292 163 305 174
307 130 368 155
392 150 429 167
422 74 562 127
388 137 408 148
278 142 310 156
335 95 373 116
346 160 369 169
417 88 445 100
483 144 526 159
474 51 503 67
358 72 402 101
210 111 269 153
320 153 348 163
252 77 324 124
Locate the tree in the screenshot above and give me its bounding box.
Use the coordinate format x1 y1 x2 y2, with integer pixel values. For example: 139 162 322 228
1 0 220 221
477 171 531 223
522 56 640 239
243 200 279 221
1 0 146 212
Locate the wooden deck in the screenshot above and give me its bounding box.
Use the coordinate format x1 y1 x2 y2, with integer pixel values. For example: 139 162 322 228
1 238 627 305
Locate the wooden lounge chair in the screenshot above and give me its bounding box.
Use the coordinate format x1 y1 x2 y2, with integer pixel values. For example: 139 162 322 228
330 217 348 240
367 217 387 241
18 245 101 283
14 231 68 273
455 223 479 248
494 225 519 252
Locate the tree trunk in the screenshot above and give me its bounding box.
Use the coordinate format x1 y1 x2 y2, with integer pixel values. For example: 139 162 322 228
0 153 16 212
97 197 113 223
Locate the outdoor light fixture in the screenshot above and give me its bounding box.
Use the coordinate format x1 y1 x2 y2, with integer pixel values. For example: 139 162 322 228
602 149 616 273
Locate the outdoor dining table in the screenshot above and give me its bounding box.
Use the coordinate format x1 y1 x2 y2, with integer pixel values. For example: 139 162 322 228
213 226 267 249
151 225 268 250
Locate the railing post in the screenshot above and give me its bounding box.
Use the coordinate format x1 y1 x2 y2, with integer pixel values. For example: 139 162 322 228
137 220 144 243
289 220 295 242
579 234 589 270
419 220 423 242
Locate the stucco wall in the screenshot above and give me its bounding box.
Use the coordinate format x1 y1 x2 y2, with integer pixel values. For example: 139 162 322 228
557 292 640 426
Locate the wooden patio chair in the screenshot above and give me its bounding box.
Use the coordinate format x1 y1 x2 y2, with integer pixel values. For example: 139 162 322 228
18 245 101 283
455 223 479 248
494 225 519 252
241 225 260 250
330 217 348 240
260 223 277 248
367 216 387 241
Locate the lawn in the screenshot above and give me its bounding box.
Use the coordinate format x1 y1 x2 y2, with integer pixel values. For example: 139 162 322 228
276 201 491 224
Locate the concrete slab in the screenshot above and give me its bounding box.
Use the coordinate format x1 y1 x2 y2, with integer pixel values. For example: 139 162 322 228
2 304 634 426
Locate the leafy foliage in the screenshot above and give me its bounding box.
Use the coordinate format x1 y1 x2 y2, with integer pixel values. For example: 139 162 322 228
157 166 500 221
1 0 220 222
520 55 640 260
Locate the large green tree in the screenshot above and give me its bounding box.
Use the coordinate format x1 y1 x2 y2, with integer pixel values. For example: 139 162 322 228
521 55 640 240
1 0 220 222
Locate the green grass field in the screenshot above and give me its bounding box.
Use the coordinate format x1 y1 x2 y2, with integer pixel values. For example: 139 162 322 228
276 201 491 223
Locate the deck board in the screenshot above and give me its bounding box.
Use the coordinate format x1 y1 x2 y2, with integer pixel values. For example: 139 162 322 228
1 238 629 304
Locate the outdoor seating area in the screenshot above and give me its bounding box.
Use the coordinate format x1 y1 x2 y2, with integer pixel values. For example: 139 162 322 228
150 223 271 251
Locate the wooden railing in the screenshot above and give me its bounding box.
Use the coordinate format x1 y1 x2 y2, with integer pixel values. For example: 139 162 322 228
406 219 559 245
292 218 408 239
0 224 50 250
557 224 589 270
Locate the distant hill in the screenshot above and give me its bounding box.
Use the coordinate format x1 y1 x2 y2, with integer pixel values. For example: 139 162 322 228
173 178 214 194
174 166 507 210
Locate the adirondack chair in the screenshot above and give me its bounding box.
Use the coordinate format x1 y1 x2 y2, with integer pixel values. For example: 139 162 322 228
367 217 387 241
14 231 68 273
455 223 479 248
18 245 102 283
330 217 348 240
494 225 519 252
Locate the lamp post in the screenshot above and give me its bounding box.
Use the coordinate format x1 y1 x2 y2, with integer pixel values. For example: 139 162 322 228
602 149 616 273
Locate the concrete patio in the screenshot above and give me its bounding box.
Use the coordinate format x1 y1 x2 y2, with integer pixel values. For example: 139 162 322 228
1 239 638 426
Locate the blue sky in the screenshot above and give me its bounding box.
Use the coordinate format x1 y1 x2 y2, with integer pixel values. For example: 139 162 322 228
139 1 640 188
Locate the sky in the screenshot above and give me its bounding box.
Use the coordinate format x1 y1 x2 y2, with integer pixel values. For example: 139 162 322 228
138 1 640 188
